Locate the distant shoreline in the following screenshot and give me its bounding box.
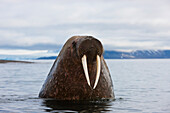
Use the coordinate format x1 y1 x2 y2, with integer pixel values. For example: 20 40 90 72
0 60 33 63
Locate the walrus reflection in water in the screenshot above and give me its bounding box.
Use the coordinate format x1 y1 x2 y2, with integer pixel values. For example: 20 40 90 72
39 36 115 100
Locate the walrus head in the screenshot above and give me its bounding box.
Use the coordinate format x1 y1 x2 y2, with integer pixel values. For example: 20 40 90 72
39 35 114 100
74 36 103 89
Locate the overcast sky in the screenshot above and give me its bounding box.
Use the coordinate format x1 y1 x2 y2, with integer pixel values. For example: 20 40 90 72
0 0 170 52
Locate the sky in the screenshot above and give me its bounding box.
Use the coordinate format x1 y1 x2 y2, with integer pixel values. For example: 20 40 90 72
0 0 170 55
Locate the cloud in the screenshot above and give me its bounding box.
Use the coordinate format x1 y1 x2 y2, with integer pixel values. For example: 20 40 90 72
0 0 170 51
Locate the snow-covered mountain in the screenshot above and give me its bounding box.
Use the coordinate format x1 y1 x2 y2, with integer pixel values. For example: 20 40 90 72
1 49 170 60
37 50 170 59
104 50 170 59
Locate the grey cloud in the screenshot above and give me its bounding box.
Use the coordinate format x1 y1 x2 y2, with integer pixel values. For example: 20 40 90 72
0 0 170 50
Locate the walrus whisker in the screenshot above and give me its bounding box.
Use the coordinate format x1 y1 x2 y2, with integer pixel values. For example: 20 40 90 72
82 55 91 88
93 55 101 89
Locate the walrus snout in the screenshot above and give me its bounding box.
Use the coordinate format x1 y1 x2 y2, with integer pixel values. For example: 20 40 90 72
76 36 103 58
73 36 103 89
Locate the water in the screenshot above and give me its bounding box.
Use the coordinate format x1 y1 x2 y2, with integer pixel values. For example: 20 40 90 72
0 59 170 113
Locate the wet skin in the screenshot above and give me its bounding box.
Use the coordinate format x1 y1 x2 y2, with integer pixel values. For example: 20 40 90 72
39 36 115 100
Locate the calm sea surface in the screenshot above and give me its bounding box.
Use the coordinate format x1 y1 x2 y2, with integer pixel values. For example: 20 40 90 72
0 59 170 113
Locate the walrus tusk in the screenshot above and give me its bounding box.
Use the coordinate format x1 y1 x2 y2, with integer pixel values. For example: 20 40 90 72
82 55 91 87
82 55 101 89
93 55 101 89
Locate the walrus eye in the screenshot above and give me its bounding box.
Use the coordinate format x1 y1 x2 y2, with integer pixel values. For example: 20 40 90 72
81 54 101 89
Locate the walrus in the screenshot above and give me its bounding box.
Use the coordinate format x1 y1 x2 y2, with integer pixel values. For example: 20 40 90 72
39 36 115 100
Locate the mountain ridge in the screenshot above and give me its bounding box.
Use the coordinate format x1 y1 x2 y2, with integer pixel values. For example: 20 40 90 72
37 50 170 59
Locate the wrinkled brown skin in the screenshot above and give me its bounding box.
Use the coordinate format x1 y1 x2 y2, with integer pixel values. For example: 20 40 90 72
39 36 115 100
